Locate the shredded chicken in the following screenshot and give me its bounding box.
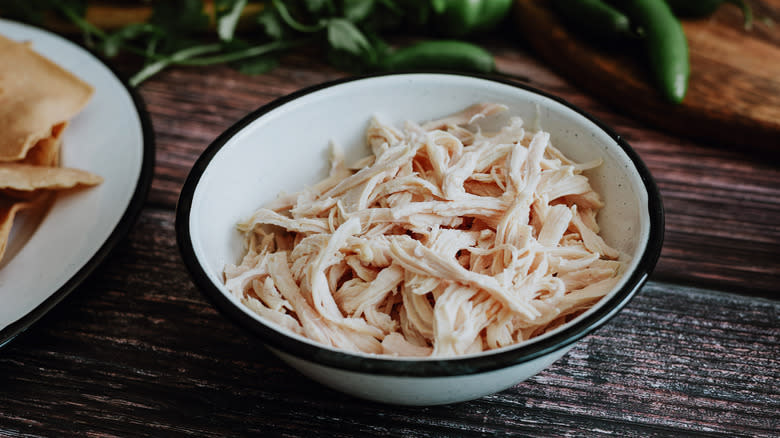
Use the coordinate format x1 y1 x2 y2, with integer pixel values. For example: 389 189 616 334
224 103 625 357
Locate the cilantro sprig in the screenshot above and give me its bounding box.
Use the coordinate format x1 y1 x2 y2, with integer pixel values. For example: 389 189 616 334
1 0 498 85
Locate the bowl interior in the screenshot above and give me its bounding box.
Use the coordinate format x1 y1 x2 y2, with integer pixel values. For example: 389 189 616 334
186 73 651 360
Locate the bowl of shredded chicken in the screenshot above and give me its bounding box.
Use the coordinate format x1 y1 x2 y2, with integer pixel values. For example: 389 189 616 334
177 73 663 405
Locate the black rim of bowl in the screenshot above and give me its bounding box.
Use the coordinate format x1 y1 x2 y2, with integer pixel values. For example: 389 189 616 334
175 71 664 377
0 20 156 349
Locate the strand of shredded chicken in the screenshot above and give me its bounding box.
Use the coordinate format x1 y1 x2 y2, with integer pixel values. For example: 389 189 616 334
224 103 624 357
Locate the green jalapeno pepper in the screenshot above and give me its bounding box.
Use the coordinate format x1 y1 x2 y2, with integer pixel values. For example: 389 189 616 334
380 40 495 73
612 0 690 103
430 0 514 37
665 0 753 29
550 0 634 40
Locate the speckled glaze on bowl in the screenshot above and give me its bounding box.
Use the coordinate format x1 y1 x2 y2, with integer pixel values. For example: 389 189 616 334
176 73 664 406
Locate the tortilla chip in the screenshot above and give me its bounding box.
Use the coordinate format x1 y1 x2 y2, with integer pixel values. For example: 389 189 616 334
0 35 93 161
20 134 62 167
0 163 103 191
0 199 34 262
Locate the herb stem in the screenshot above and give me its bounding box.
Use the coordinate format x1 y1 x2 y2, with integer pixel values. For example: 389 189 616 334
129 39 309 86
177 39 307 66
272 0 327 33
129 43 223 86
57 4 107 40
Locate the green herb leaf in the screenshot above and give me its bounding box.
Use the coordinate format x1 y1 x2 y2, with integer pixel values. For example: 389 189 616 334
101 23 160 57
216 0 248 42
272 0 327 33
327 18 372 56
430 0 446 15
303 0 331 14
344 0 375 22
257 9 285 40
150 0 210 36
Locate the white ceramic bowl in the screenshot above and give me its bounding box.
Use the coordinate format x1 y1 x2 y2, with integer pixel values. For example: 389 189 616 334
176 73 664 406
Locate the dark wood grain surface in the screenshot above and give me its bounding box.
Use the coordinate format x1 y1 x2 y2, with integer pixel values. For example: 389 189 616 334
1 29 778 437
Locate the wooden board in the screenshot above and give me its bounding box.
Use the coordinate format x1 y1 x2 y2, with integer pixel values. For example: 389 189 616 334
514 0 780 154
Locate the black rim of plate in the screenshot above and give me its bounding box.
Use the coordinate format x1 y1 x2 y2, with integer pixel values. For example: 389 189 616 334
176 71 664 377
0 21 156 349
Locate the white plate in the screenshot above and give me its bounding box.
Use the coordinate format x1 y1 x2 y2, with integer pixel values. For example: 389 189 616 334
0 19 154 346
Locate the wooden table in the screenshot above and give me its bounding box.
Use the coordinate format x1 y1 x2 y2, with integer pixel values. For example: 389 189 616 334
1 32 778 437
